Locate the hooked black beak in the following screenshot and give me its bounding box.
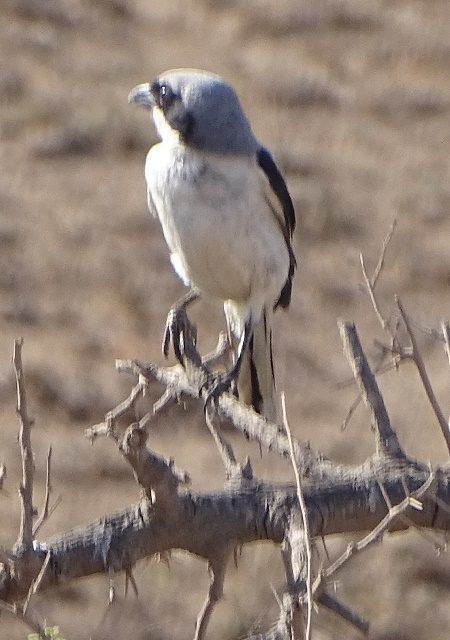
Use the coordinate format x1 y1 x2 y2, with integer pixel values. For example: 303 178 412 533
128 83 155 109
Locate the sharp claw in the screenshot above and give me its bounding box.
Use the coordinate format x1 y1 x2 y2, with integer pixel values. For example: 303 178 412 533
161 290 200 364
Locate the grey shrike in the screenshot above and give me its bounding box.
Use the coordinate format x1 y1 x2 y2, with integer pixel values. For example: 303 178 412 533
129 69 296 424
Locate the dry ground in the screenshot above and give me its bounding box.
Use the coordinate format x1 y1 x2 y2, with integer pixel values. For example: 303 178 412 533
1 0 450 638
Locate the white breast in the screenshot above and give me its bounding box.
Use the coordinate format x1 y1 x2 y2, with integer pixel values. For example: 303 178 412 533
145 142 290 319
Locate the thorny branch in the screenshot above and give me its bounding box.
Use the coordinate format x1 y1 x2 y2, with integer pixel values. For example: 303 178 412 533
321 469 437 581
1 328 450 640
3 232 450 639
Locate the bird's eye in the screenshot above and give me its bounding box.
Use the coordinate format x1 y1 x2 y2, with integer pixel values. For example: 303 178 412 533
158 83 175 111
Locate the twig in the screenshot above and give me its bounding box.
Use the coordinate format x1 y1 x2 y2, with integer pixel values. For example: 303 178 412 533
87 372 153 444
371 219 397 287
116 359 200 404
33 447 61 537
338 321 405 458
23 551 52 615
375 478 438 549
117 359 330 479
359 219 397 332
106 372 148 426
360 254 388 331
322 470 436 580
204 403 245 480
317 591 370 635
282 394 312 640
152 388 176 414
124 566 139 597
13 338 35 552
340 393 362 431
334 354 401 392
396 297 450 454
194 552 230 640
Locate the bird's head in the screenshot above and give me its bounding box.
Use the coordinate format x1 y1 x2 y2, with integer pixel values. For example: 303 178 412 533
128 69 258 156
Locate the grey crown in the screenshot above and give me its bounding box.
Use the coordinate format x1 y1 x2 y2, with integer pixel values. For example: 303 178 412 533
157 70 259 156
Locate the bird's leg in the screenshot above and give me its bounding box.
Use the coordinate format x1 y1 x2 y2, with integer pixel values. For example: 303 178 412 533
229 318 253 382
224 314 236 366
162 288 201 364
205 318 253 403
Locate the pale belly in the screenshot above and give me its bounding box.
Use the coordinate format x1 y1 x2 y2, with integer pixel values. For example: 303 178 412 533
145 144 289 307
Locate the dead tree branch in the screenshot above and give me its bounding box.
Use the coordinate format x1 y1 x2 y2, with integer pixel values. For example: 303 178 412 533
13 338 35 554
3 223 450 639
282 395 313 639
338 320 405 458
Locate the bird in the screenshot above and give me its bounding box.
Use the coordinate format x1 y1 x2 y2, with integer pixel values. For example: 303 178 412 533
129 69 296 424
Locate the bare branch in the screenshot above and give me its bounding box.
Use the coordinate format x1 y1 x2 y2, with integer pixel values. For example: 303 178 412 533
316 591 370 636
338 320 405 458
194 551 231 640
359 219 397 332
106 372 148 426
360 253 388 331
396 297 450 454
3 279 449 640
282 394 312 639
280 538 307 640
371 219 397 288
124 566 139 597
13 338 35 553
340 392 362 431
322 469 436 580
116 359 334 480
87 420 190 507
23 551 52 615
152 388 176 414
204 403 243 479
33 447 61 537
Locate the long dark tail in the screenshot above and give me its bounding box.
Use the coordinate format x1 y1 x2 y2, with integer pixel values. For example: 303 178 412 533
237 310 278 424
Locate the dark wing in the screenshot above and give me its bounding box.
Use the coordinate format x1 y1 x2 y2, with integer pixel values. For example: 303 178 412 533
257 146 295 236
257 146 296 309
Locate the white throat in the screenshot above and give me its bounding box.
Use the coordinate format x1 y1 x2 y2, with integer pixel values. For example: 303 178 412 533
152 106 181 145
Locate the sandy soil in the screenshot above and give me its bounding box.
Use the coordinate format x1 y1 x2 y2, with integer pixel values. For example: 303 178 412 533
2 0 450 638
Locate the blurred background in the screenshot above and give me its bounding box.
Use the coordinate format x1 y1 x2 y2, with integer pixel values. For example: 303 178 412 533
1 0 450 638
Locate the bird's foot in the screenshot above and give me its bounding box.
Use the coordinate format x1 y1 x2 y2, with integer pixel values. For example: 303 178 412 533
203 369 239 408
162 289 200 364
